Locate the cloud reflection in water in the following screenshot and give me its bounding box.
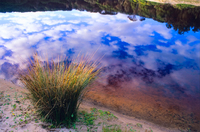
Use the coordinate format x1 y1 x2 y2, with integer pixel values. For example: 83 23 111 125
0 10 199 96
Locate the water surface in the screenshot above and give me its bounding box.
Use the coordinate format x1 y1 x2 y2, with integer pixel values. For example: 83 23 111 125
0 0 200 131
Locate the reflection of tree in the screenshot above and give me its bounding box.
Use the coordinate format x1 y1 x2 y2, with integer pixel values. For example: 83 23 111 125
0 0 199 34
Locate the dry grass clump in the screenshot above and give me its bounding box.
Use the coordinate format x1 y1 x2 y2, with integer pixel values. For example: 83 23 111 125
18 54 100 126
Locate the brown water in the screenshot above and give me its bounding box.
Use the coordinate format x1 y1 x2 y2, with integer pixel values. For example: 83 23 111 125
86 64 200 131
83 53 200 131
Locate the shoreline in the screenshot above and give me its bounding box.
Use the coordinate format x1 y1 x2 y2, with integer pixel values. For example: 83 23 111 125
0 79 182 132
147 0 200 6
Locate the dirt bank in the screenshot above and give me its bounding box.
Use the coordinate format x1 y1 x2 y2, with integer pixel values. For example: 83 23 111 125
147 0 200 6
0 78 184 132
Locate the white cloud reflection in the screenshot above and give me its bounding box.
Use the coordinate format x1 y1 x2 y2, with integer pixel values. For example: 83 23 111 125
0 10 199 92
0 24 23 39
41 17 66 25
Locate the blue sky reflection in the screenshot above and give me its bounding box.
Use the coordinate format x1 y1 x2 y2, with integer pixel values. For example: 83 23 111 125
0 10 199 96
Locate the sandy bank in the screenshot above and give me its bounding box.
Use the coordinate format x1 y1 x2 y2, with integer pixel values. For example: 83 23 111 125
0 79 184 132
147 0 200 6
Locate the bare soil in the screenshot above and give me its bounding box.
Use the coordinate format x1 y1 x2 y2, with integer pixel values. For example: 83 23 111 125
0 79 195 132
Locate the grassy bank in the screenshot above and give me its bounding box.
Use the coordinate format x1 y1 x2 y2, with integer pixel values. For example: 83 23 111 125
18 54 100 126
0 85 158 132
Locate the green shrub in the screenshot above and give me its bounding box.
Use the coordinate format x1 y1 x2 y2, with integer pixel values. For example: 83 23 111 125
102 124 122 132
19 53 100 126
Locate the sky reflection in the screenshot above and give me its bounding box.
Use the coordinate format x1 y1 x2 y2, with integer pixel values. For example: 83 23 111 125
0 10 199 96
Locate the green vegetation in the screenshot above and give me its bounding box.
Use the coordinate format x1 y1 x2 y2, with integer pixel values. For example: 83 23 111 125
175 4 195 9
0 91 3 100
0 55 156 132
77 108 137 132
0 88 36 131
79 110 97 126
102 124 122 132
18 53 100 126
136 123 142 128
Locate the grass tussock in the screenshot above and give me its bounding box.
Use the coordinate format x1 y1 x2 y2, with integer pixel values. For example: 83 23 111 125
18 54 100 126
